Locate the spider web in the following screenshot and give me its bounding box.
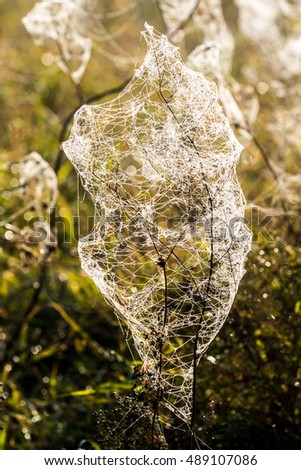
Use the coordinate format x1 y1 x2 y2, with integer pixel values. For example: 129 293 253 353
22 0 94 83
184 0 258 134
63 24 251 425
0 152 58 258
158 0 198 34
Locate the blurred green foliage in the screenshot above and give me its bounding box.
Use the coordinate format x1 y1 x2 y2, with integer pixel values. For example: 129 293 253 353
1 0 301 450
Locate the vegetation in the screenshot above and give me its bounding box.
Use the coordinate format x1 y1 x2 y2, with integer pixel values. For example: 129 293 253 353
1 0 300 450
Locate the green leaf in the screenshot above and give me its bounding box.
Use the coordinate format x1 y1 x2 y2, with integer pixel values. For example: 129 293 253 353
295 301 301 315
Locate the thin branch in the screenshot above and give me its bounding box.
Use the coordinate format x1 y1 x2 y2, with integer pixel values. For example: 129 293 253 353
153 53 217 441
169 0 201 42
53 78 131 173
155 0 201 42
190 210 214 445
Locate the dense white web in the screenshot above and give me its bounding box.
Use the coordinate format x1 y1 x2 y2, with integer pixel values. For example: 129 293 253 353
22 0 94 83
20 151 58 212
157 0 258 137
233 0 301 209
63 25 251 424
